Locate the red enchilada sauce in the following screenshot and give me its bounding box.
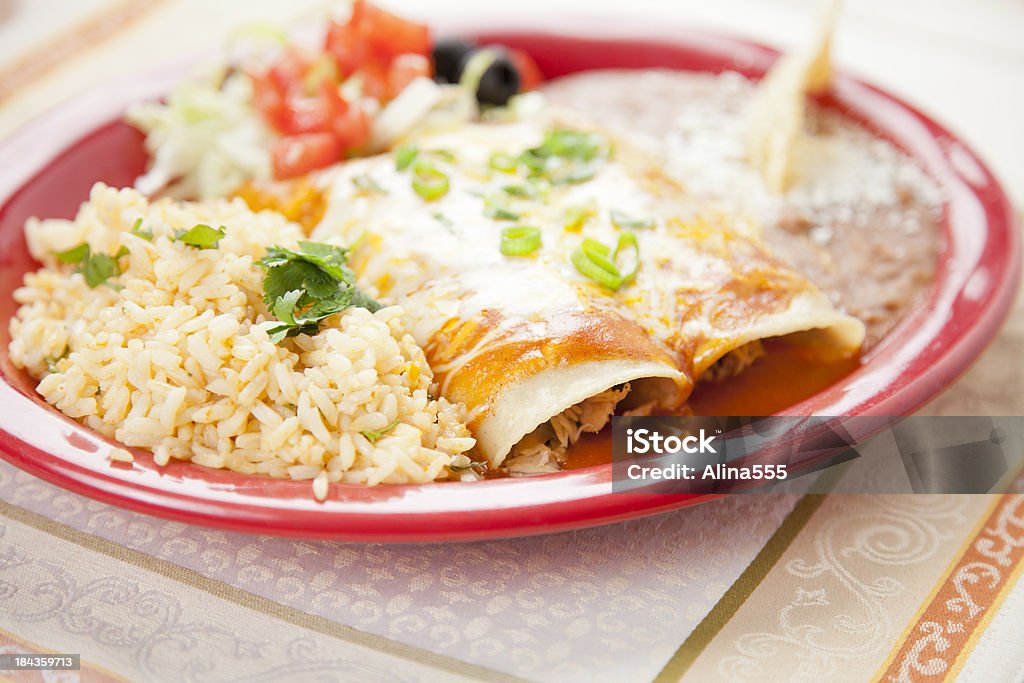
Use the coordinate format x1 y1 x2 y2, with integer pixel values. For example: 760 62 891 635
562 338 861 470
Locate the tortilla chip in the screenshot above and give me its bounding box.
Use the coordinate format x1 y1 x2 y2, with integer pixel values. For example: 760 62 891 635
746 0 842 193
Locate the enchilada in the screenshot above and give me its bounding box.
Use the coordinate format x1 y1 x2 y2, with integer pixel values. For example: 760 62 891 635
310 115 865 471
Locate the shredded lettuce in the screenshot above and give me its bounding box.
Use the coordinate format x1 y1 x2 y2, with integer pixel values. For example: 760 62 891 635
126 70 272 199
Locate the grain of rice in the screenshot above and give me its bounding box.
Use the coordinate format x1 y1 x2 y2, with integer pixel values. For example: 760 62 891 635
109 447 134 463
312 471 329 501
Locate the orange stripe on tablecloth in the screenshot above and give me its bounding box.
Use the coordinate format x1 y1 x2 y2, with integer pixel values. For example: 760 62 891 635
873 492 1024 682
946 558 1024 680
869 494 1001 682
0 0 166 103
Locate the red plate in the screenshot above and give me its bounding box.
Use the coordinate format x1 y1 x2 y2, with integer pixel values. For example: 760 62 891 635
0 27 1018 542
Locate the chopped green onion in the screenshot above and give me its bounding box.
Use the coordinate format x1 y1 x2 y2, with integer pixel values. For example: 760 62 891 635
431 149 457 163
610 209 655 230
549 162 596 185
485 204 520 221
614 231 640 285
572 241 619 289
394 144 419 171
411 162 450 201
432 212 455 230
362 419 400 443
577 238 618 273
518 149 548 174
130 218 153 241
502 184 530 198
352 174 387 194
500 226 542 257
530 129 606 161
502 182 546 200
517 129 608 186
571 231 640 291
563 203 596 232
489 152 519 173
175 224 226 249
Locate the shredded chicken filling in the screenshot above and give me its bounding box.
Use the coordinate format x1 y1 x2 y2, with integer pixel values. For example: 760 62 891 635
700 340 766 383
505 384 631 476
502 342 769 476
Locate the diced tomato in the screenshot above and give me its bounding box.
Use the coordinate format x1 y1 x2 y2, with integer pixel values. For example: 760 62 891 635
257 2 434 169
359 2 431 61
252 53 342 135
324 20 368 77
269 49 311 91
277 80 346 135
386 53 431 99
250 69 288 132
358 60 390 102
332 104 372 151
272 133 345 180
278 96 333 135
509 49 544 92
348 0 368 26
325 1 430 75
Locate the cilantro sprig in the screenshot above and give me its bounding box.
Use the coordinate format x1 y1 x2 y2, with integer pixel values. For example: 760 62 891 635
257 241 380 343
55 242 129 289
130 218 153 241
175 224 226 249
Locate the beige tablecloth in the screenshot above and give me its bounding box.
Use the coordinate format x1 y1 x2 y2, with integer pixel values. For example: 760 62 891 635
0 2 1021 682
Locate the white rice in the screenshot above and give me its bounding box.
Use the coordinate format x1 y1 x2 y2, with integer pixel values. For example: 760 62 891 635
8 183 476 497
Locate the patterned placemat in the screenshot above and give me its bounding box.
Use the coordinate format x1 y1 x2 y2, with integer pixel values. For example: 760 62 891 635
2 460 1022 682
